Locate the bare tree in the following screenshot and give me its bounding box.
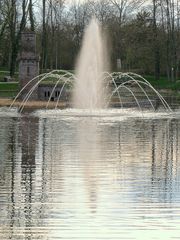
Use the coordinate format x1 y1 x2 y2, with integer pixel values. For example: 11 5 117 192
159 0 179 81
47 0 66 69
88 0 111 24
152 0 160 80
8 0 29 76
29 0 35 31
110 0 144 25
41 0 47 70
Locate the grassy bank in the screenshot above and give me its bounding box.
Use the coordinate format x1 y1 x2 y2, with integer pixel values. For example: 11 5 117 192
0 82 19 98
0 98 68 109
0 73 180 99
144 75 180 91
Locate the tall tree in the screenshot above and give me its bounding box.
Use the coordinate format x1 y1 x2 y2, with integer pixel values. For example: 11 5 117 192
29 0 35 31
152 0 160 80
9 0 28 76
41 0 47 70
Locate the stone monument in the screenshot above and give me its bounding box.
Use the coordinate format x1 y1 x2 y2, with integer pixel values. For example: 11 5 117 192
19 32 39 100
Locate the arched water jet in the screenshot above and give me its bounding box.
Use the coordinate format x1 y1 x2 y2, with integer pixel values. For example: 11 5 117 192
46 74 75 109
19 74 64 112
107 84 142 111
10 70 74 109
123 76 172 111
46 74 69 109
19 72 75 113
108 78 169 111
102 72 123 108
10 72 47 109
9 67 172 113
106 72 172 111
55 77 74 109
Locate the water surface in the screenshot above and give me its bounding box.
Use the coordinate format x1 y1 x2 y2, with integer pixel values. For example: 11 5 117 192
0 109 180 240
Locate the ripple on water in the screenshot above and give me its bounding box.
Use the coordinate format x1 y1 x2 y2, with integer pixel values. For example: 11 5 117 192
0 111 180 239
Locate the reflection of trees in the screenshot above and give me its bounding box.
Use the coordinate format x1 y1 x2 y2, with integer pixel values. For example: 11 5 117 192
9 128 16 240
99 118 180 204
0 118 16 239
1 114 180 239
0 118 14 182
0 116 46 240
20 116 38 239
151 119 180 203
42 118 64 195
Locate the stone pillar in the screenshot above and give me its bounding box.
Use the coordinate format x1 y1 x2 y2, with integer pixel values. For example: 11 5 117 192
19 32 39 100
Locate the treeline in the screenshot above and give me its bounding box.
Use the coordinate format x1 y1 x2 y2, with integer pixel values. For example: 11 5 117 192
0 0 180 81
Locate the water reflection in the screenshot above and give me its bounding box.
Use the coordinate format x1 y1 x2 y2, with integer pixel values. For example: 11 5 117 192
0 114 180 239
76 119 101 213
20 117 38 239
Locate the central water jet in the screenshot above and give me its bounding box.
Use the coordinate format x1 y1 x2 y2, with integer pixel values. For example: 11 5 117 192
73 18 108 109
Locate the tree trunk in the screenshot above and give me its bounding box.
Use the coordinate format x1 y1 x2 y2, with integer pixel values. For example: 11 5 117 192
41 0 47 71
153 0 160 80
9 0 17 76
29 0 35 31
10 0 27 76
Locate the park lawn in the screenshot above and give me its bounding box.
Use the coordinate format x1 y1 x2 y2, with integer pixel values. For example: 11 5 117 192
0 73 180 99
0 82 19 91
0 82 19 98
0 91 18 98
144 75 180 90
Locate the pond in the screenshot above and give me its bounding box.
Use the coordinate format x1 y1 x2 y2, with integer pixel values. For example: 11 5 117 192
0 108 180 240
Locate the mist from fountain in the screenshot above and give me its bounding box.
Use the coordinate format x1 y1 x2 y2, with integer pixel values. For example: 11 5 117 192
73 18 108 109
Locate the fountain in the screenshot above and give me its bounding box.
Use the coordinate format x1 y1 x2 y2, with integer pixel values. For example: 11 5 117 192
73 18 108 109
10 18 172 113
2 18 180 240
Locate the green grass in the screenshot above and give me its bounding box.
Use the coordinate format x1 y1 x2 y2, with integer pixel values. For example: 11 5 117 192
0 82 19 91
144 75 180 90
0 82 19 98
0 91 18 98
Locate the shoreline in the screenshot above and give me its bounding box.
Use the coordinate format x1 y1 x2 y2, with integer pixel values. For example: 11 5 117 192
0 98 68 109
0 91 179 110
